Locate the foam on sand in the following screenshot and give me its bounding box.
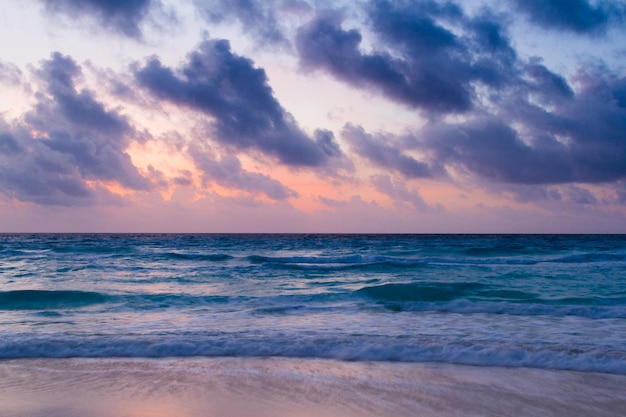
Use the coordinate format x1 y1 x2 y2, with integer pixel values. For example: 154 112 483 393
1 358 624 417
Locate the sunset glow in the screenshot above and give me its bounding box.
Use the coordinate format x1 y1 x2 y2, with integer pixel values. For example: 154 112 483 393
1 0 625 232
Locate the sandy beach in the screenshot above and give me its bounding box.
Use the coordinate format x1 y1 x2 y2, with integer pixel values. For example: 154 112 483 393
0 358 624 417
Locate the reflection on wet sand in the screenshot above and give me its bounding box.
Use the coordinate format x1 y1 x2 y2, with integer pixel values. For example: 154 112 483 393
1 358 625 417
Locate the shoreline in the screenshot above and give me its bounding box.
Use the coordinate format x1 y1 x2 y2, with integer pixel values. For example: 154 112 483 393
1 357 624 417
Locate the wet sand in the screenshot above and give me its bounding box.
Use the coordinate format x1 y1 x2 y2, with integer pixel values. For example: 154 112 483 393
0 358 624 417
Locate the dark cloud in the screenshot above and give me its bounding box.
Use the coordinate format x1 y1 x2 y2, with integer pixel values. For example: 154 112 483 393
346 56 626 190
367 0 463 54
192 151 298 201
193 0 287 45
0 53 149 206
419 118 574 184
136 39 341 167
0 124 96 206
296 11 469 113
616 182 626 204
510 0 625 34
0 132 22 155
370 174 429 209
504 185 563 204
173 170 193 187
314 129 342 158
412 64 626 186
29 53 148 190
296 2 519 114
42 0 159 38
564 185 597 205
296 2 623 191
342 124 432 178
499 67 626 184
525 59 575 105
30 53 130 137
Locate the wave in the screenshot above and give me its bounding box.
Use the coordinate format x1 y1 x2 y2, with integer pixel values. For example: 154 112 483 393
245 252 626 270
162 252 234 262
2 285 622 319
247 254 428 271
546 253 626 264
246 255 545 271
117 289 626 319
461 243 538 257
120 293 232 309
355 282 486 302
353 282 626 318
379 299 626 319
1 334 623 374
0 290 108 310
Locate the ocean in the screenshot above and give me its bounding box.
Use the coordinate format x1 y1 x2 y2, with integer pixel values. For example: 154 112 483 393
1 233 624 374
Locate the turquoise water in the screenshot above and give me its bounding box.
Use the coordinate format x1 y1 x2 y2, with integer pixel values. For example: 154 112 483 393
0 234 624 373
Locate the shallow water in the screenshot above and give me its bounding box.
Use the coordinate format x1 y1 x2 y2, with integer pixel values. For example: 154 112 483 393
0 234 625 373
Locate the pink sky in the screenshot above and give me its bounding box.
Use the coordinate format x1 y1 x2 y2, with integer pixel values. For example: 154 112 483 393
1 0 626 232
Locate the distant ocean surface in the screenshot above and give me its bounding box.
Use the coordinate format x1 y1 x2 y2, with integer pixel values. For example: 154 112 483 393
1 234 624 374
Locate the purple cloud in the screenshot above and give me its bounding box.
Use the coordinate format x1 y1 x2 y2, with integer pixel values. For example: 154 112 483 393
41 0 161 38
0 53 149 206
135 39 342 167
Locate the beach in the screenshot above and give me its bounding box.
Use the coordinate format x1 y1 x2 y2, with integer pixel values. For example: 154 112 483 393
1 234 625 416
1 357 624 417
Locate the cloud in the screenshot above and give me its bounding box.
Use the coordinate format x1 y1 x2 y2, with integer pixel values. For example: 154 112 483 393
0 61 23 85
0 123 96 206
499 66 626 184
524 58 575 105
564 185 597 205
296 11 466 113
30 53 130 137
289 0 620 193
296 2 523 115
41 0 161 38
616 182 626 204
190 147 298 200
346 54 626 191
418 118 572 184
135 38 342 167
404 63 626 186
342 124 432 178
193 0 287 45
510 0 625 34
370 174 430 210
317 195 348 208
0 53 149 206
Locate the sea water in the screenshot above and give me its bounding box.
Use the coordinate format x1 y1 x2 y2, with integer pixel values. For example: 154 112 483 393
0 234 624 374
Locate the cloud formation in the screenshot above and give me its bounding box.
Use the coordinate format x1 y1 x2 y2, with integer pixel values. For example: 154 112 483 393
0 61 23 85
357 62 626 188
41 0 159 38
190 148 298 200
343 124 432 179
1 0 625 228
0 53 149 205
292 1 626 196
370 174 429 210
136 39 342 167
193 0 287 45
510 0 625 34
296 2 517 114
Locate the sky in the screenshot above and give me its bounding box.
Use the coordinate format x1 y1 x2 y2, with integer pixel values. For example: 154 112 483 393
0 0 626 233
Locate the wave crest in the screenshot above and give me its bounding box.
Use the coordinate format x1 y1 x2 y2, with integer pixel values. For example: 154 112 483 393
0 290 108 310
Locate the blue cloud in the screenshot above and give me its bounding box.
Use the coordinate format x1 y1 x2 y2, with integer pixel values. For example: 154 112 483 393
136 39 342 167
